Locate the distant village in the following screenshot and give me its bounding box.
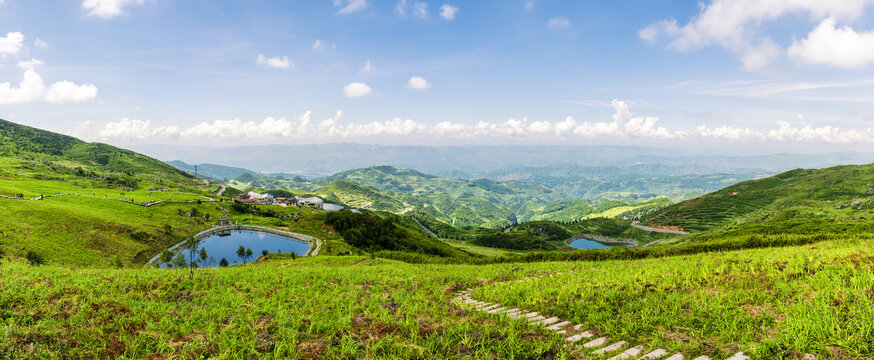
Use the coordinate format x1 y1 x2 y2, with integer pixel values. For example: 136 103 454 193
231 191 357 212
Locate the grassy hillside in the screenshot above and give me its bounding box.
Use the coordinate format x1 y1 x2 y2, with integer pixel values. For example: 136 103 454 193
643 164 874 232
2 237 872 359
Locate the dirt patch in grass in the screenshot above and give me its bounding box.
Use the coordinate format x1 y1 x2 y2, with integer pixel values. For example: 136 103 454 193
297 341 327 360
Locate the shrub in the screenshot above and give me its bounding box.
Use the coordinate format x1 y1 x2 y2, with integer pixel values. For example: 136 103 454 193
25 250 44 266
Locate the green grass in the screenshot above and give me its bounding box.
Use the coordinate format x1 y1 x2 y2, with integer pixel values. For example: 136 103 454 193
0 256 575 359
474 238 874 359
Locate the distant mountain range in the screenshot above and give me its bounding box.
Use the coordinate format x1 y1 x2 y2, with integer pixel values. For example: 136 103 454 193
136 143 874 179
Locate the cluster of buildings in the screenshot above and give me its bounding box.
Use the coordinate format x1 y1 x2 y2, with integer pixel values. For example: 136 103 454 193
232 191 357 212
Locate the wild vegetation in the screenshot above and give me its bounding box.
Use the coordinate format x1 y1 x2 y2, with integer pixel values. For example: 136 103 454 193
2 119 874 359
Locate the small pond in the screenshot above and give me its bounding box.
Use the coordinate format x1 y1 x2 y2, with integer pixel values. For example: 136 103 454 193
567 238 627 249
157 230 310 268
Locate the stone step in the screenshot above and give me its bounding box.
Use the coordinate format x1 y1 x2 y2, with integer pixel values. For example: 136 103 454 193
523 312 539 318
556 324 586 334
538 317 561 326
565 331 594 342
608 345 643 360
583 337 608 348
526 315 545 323
486 307 506 314
639 349 669 359
664 353 685 360
545 320 572 331
592 341 627 355
725 353 748 360
692 356 711 360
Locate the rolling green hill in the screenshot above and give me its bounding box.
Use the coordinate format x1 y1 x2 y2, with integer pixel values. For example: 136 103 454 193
643 164 874 233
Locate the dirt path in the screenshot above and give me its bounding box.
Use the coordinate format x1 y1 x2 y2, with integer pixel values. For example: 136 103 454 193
215 185 227 196
1 192 219 208
412 218 439 238
631 220 689 235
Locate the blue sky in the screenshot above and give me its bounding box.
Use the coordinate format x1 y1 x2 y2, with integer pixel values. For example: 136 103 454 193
2 0 874 152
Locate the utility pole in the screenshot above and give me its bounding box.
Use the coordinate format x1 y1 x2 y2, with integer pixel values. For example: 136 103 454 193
194 164 198 180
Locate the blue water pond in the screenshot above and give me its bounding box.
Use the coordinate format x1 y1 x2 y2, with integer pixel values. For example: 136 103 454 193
160 229 310 268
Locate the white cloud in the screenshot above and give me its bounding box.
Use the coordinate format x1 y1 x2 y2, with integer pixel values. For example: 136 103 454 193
17 59 45 70
0 68 97 104
361 60 373 72
256 54 293 69
312 40 336 51
0 32 24 56
641 0 874 70
395 0 408 16
395 0 429 18
34 38 48 49
343 82 373 98
439 4 458 20
413 1 428 18
741 38 781 71
82 0 144 19
45 81 99 104
547 16 571 29
407 76 431 90
788 18 874 68
336 0 366 14
0 69 47 104
524 1 534 11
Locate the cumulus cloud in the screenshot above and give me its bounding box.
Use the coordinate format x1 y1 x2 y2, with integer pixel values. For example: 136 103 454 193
407 76 431 90
788 18 874 68
82 0 144 19
312 40 336 51
34 38 48 48
256 54 293 69
695 120 874 143
0 69 97 104
343 82 373 98
46 81 99 103
17 58 45 70
361 60 373 73
0 32 24 56
335 0 366 14
641 0 874 70
439 4 458 20
547 16 571 29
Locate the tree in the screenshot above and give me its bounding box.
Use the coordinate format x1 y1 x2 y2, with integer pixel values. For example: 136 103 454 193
159 249 174 264
172 252 188 268
184 236 203 278
219 258 229 267
198 247 209 267
261 249 269 257
236 246 246 261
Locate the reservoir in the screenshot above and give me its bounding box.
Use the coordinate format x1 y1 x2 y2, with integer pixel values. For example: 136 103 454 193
567 238 613 249
157 229 311 268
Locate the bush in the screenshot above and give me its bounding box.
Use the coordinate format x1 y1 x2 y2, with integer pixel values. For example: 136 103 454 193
25 250 44 266
471 232 556 251
325 210 460 257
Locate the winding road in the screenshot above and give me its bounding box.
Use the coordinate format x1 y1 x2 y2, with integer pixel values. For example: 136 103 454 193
631 220 689 235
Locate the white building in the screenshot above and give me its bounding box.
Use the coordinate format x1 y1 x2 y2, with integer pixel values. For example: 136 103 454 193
247 191 274 201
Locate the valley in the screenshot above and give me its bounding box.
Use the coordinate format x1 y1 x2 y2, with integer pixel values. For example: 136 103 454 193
1 119 872 359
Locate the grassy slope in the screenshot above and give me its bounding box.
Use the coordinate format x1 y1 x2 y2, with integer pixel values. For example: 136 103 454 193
2 238 872 359
643 165 874 232
0 256 571 359
475 238 874 359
